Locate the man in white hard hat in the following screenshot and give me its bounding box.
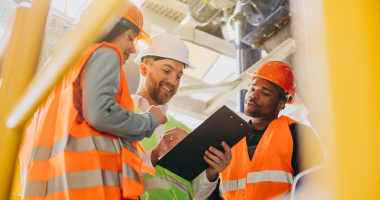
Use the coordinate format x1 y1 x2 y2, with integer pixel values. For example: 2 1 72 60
132 34 232 200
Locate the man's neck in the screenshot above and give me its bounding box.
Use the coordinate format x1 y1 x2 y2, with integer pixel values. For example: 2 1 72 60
251 116 277 130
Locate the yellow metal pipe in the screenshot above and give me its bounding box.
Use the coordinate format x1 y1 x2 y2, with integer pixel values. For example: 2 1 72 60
0 12 15 65
0 4 30 200
6 0 124 129
4 0 52 199
9 116 33 200
322 0 380 199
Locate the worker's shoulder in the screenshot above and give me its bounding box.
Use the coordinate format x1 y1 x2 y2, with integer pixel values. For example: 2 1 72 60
289 123 314 134
289 123 321 146
85 46 121 68
92 46 120 58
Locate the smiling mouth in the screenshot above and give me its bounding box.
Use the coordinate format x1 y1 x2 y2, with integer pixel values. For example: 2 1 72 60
161 85 172 93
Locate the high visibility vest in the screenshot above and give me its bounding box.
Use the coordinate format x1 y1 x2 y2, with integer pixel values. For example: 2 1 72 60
220 116 299 200
18 42 154 200
134 106 194 200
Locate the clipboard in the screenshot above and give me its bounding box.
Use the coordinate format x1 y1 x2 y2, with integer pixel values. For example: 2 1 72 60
156 105 254 181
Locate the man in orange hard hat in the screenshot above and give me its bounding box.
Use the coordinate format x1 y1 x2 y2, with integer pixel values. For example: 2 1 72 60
211 61 325 200
18 1 167 200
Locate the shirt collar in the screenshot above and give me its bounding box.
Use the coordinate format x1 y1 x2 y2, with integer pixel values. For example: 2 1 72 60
131 95 169 113
248 119 268 132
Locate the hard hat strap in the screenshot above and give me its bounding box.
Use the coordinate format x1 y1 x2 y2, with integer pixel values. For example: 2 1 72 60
118 17 140 36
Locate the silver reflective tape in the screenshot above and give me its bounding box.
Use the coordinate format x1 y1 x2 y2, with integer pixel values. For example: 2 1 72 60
247 170 294 184
102 170 122 187
21 167 27 184
143 177 171 191
23 180 47 197
65 135 96 152
51 134 120 158
122 163 141 184
120 139 137 155
93 135 121 153
30 146 52 162
167 175 189 194
168 175 192 200
219 178 246 196
51 134 69 157
47 169 121 194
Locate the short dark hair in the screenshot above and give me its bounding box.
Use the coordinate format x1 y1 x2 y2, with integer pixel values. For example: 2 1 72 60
141 56 187 68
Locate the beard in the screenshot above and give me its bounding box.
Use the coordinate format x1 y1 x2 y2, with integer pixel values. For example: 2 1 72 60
244 106 262 117
146 73 175 105
244 99 262 117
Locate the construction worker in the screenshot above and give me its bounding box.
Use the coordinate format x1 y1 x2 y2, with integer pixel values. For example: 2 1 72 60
18 1 167 200
132 34 232 200
214 61 325 200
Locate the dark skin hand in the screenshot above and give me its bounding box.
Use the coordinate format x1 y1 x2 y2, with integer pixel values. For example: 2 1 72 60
204 141 232 182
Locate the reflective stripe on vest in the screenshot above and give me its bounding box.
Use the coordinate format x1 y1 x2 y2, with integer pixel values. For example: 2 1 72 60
21 133 141 179
143 177 171 191
219 171 294 197
219 116 299 200
29 146 51 162
168 175 193 200
21 136 141 196
26 134 129 161
23 169 122 198
219 178 246 196
18 42 147 200
135 105 194 200
247 170 293 184
50 134 122 157
143 175 193 200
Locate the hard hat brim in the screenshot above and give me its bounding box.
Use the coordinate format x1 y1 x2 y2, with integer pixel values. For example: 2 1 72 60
135 29 152 50
135 54 196 69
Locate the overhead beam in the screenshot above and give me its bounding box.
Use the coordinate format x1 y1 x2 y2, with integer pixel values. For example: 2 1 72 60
176 82 236 96
168 96 208 120
180 74 207 85
140 8 236 58
204 38 296 113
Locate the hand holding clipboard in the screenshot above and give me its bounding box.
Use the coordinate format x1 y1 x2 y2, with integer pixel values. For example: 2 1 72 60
156 106 253 181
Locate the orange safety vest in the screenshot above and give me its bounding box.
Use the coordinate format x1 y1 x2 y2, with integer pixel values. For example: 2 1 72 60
18 42 154 200
220 116 299 200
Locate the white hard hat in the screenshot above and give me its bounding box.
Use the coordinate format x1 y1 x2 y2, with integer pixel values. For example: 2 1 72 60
134 34 195 69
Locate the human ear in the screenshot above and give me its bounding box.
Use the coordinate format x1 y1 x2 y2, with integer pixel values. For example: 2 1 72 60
140 63 148 77
278 100 286 111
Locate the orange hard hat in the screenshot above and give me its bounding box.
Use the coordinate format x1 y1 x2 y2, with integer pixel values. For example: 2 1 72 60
247 61 296 104
81 0 151 50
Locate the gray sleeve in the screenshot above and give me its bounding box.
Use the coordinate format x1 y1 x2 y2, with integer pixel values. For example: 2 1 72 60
81 46 157 142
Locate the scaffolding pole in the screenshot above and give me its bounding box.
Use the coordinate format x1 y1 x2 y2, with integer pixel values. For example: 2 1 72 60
0 4 31 200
